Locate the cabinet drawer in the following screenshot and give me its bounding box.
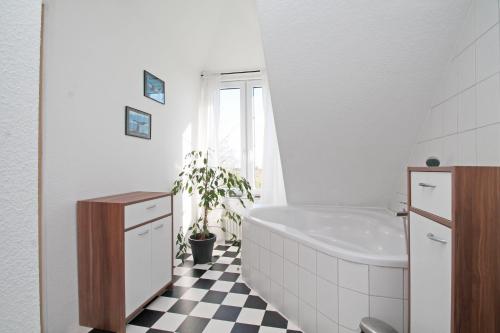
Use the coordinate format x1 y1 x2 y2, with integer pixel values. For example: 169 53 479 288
410 212 451 333
411 172 452 220
125 196 171 229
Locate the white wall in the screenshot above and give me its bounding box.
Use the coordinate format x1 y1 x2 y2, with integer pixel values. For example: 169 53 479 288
204 0 265 73
0 0 41 331
41 0 264 331
391 0 500 210
256 0 470 207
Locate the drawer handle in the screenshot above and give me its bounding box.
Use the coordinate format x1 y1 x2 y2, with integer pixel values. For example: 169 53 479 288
418 182 436 188
146 204 157 210
427 233 447 244
138 230 150 236
154 224 164 230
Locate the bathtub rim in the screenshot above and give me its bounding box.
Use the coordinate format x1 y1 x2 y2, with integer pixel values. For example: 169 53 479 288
245 205 408 268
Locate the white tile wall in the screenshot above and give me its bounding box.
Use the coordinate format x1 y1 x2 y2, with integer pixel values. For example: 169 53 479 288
283 259 299 295
395 0 500 206
338 288 369 330
318 312 339 333
369 266 404 299
242 221 406 333
317 251 338 284
370 296 404 333
338 259 369 294
299 268 316 306
299 244 317 273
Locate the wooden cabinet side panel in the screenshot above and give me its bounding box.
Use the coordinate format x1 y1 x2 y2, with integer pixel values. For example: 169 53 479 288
453 168 500 333
77 202 125 332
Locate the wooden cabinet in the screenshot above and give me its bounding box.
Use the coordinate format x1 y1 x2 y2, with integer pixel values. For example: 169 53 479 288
77 191 173 333
408 167 500 333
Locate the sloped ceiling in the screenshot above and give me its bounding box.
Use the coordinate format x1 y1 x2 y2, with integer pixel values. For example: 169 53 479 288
256 0 470 206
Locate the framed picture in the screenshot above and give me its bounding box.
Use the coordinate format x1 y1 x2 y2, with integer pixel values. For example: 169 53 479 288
144 70 165 104
125 106 151 139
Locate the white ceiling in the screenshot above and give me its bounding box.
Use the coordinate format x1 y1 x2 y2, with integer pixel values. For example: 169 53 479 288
256 0 470 206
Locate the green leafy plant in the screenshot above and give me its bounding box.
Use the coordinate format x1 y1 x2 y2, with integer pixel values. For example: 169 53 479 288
172 151 254 260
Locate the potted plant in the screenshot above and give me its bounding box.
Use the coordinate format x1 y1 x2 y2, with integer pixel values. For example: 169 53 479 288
172 151 254 264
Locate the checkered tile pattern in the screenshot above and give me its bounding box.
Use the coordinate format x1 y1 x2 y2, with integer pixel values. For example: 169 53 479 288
90 244 302 333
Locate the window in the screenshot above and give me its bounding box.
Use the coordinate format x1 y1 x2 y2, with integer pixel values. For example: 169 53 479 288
218 79 264 195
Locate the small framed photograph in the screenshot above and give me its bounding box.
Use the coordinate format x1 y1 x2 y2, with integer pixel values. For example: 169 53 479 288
125 106 151 139
144 70 165 104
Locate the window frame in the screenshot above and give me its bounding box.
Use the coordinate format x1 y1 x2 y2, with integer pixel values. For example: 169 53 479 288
218 78 263 196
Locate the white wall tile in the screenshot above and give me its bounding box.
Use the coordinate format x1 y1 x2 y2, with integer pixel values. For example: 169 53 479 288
477 73 500 126
443 60 459 100
369 296 404 333
299 301 317 333
338 260 369 294
428 106 444 139
458 45 476 91
420 140 444 165
456 2 476 53
475 0 499 36
458 131 477 165
338 287 369 330
369 266 404 299
269 280 283 309
458 86 476 131
270 232 284 256
283 289 299 324
284 238 299 264
477 124 500 165
317 277 339 323
256 225 270 249
299 268 317 307
442 134 459 166
318 312 339 333
317 252 338 284
339 326 358 333
298 244 316 273
284 259 299 295
249 241 260 270
442 97 458 135
270 252 284 285
259 247 271 277
476 24 500 81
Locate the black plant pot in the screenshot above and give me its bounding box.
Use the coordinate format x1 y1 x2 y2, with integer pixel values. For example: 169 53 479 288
189 233 217 264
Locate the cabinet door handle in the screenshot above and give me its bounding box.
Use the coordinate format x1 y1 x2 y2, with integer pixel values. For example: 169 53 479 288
427 233 447 244
146 204 157 210
138 230 150 236
154 224 164 230
418 182 436 188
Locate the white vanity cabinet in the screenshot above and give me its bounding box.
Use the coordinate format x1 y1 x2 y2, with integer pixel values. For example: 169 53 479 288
408 167 500 333
78 192 174 333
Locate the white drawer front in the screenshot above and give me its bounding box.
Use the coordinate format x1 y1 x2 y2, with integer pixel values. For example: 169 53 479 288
410 213 451 333
125 197 171 229
411 172 452 220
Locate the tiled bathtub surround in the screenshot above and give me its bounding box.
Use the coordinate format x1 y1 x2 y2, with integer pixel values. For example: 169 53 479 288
393 0 500 210
242 221 408 333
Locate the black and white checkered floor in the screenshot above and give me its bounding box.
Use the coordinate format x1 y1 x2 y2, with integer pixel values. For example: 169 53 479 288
90 243 302 333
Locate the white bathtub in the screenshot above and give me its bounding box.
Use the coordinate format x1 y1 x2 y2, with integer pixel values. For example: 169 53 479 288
241 205 409 333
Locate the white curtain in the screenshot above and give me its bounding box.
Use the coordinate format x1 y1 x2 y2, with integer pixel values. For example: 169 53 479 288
198 73 221 165
260 73 287 205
